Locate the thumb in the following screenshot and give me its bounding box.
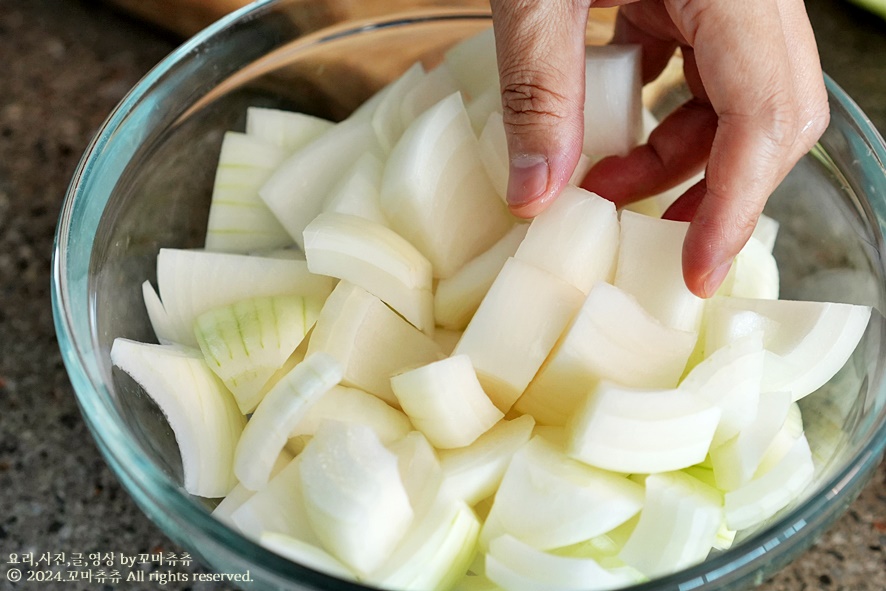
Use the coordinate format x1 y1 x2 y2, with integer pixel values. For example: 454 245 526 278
490 0 590 218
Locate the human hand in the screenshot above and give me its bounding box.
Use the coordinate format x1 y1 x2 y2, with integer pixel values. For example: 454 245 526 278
489 0 829 298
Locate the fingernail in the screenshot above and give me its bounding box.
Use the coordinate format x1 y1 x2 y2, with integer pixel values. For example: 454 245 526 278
507 154 549 209
703 259 734 298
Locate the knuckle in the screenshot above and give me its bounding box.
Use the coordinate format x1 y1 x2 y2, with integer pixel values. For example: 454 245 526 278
799 96 830 150
757 90 801 152
748 85 830 159
721 88 799 159
498 66 572 130
666 0 716 42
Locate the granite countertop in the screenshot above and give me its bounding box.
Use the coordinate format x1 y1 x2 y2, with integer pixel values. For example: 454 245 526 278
0 1 883 590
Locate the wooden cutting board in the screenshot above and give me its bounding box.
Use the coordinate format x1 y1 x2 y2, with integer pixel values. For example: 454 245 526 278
105 0 252 36
105 0 496 37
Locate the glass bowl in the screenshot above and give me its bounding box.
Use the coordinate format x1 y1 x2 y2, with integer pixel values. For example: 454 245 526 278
51 1 886 589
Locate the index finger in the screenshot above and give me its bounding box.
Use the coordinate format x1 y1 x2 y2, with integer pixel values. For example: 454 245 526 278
662 0 802 297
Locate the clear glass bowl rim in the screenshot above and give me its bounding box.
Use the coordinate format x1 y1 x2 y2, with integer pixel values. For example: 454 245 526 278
50 1 886 589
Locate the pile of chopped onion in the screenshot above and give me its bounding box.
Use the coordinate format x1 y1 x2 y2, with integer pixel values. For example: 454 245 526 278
111 27 871 591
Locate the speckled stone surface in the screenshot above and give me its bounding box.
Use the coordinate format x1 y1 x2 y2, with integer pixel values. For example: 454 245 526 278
0 1 882 590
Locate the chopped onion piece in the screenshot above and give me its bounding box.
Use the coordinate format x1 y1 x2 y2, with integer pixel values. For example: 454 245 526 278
388 431 444 519
148 249 334 347
705 297 871 400
379 92 512 278
619 472 723 578
443 27 498 100
322 153 388 226
615 211 705 333
303 212 434 333
435 223 527 331
391 355 503 449
204 131 292 253
307 282 443 405
724 433 814 531
111 339 244 498
482 436 643 550
568 154 594 186
371 62 428 153
710 390 794 491
298 421 414 575
680 332 765 446
715 236 779 300
230 455 319 545
582 45 642 157
567 382 720 474
453 257 585 412
752 213 780 252
233 352 342 491
370 494 480 591
516 281 697 426
486 534 637 591
260 531 356 580
260 119 383 248
245 107 333 152
290 385 411 445
477 111 508 200
438 415 536 506
466 87 503 136
514 187 620 294
195 294 322 414
212 450 292 528
401 62 460 126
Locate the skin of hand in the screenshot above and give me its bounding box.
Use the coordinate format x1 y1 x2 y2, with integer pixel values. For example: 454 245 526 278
489 0 829 298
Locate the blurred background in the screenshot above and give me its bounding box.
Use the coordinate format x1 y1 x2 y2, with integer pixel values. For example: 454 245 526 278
0 0 883 589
